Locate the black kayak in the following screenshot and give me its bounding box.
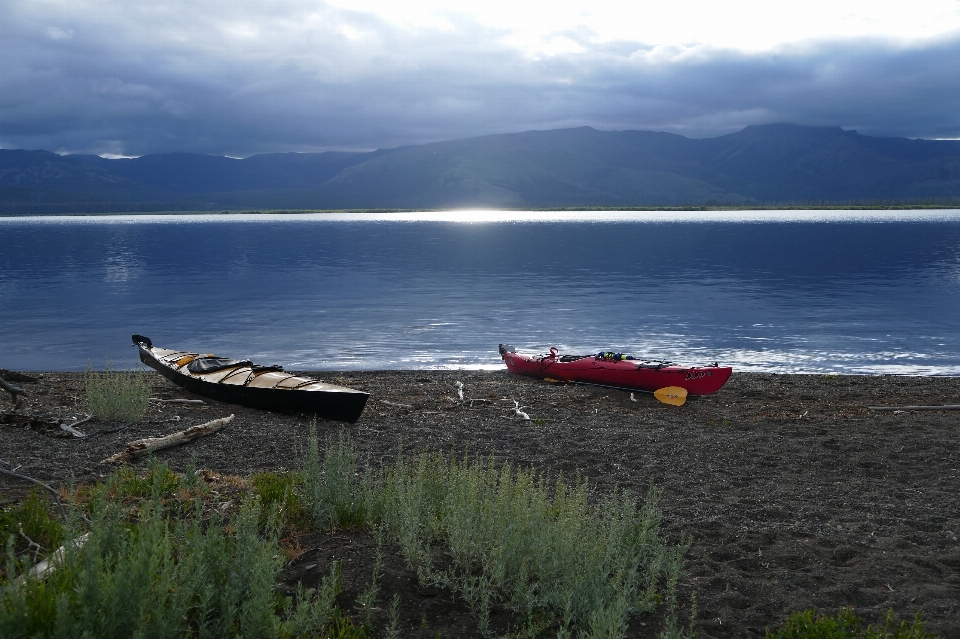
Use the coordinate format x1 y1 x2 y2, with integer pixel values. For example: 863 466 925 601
132 335 368 423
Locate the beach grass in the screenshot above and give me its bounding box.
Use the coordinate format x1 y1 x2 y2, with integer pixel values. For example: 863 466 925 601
84 359 151 423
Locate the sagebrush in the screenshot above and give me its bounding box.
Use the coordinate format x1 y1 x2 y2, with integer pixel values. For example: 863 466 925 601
300 428 693 639
0 464 345 639
84 359 152 422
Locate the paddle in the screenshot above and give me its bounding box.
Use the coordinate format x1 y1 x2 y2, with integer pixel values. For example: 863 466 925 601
544 378 688 406
653 386 687 406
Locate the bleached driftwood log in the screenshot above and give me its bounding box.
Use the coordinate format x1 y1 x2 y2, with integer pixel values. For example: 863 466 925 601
21 533 90 584
102 414 234 465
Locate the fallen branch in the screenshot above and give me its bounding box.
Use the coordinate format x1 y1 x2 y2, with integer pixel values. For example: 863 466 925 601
867 405 960 411
0 468 67 518
0 375 26 409
60 423 87 438
102 414 234 464
18 523 43 563
379 400 413 409
149 398 205 405
59 414 94 438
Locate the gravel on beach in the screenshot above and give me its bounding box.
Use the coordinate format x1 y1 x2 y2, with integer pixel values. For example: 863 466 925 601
2 369 958 638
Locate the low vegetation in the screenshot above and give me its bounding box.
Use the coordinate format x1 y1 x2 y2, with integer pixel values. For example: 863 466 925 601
766 608 937 639
1 460 344 639
84 359 152 422
0 490 64 573
301 429 691 638
0 435 940 639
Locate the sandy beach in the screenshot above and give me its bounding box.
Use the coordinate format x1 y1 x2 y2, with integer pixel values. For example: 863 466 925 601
2 369 958 638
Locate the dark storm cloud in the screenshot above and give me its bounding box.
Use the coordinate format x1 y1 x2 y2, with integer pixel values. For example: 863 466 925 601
1 1 959 156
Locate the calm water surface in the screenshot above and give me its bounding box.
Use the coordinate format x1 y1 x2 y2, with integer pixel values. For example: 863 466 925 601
2 210 959 374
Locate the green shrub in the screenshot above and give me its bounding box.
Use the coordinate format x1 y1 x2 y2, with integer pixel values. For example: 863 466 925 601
109 458 183 499
0 481 340 638
300 431 688 639
251 472 308 529
280 563 342 638
0 490 64 570
85 359 152 423
767 609 939 639
301 428 367 530
325 614 374 639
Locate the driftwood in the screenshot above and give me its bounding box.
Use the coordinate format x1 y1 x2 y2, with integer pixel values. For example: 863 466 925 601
149 398 206 405
510 400 531 420
102 414 234 464
15 533 90 586
379 400 413 409
59 414 94 438
59 423 87 438
867 405 960 411
0 375 26 409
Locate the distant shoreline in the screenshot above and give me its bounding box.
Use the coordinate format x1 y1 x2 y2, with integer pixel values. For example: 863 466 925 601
3 203 960 217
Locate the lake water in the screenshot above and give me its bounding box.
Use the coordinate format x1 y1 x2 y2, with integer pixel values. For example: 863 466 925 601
2 210 960 374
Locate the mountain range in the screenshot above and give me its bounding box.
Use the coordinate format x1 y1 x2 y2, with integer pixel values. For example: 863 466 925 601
2 123 960 214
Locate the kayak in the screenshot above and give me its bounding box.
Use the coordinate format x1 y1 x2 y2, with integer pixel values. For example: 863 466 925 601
132 335 369 423
499 344 732 395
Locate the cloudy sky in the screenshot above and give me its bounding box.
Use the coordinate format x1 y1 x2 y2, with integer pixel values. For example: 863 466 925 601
2 0 960 156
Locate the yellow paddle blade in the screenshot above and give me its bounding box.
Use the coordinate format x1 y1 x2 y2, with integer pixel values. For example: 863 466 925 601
543 378 569 384
654 386 688 406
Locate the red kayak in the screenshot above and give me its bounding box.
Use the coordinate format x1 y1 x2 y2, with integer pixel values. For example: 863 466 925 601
499 344 732 395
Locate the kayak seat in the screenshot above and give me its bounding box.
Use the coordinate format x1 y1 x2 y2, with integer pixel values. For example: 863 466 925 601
252 364 284 373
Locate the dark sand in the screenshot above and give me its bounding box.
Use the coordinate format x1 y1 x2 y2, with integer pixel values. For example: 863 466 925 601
2 369 958 638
